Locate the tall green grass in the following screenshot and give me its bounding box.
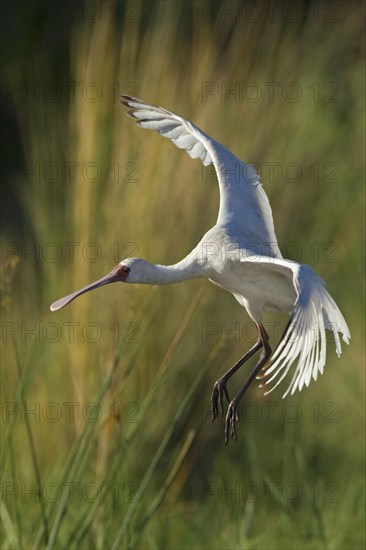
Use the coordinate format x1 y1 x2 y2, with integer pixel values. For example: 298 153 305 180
1 2 365 548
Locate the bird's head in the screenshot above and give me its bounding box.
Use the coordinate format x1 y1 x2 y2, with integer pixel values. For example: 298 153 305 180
50 257 147 312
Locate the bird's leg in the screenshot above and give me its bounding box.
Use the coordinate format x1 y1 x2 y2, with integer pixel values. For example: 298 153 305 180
256 316 292 380
225 325 271 444
211 339 263 421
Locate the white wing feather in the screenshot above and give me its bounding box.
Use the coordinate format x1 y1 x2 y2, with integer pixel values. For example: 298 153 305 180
241 256 350 397
121 96 279 248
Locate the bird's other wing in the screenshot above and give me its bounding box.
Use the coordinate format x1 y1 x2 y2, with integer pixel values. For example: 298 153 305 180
241 256 350 397
120 96 279 249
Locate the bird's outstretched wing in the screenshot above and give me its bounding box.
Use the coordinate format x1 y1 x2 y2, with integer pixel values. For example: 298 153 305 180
240 256 350 397
121 96 279 248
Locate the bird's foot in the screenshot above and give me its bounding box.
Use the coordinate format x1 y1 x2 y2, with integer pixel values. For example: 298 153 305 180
211 379 230 422
225 400 240 444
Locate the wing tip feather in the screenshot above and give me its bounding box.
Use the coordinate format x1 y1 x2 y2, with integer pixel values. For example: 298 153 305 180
256 262 350 399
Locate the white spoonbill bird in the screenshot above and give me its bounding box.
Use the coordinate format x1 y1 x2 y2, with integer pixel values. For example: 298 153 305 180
51 96 350 443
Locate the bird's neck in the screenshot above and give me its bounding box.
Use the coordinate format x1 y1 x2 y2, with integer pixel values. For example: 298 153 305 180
136 256 203 285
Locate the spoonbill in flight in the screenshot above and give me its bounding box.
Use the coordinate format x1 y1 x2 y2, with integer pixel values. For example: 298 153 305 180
51 96 350 443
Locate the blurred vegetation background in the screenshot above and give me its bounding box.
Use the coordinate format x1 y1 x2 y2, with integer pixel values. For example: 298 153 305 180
1 1 365 549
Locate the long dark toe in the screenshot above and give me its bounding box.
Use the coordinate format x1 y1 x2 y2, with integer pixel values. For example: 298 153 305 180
223 386 230 403
211 380 231 422
219 388 225 416
211 386 219 422
225 401 239 443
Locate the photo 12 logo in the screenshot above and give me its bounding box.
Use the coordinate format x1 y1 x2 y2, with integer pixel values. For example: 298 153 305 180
200 480 340 504
1 481 140 504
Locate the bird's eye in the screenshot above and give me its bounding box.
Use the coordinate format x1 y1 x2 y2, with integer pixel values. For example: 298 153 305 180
122 266 130 273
